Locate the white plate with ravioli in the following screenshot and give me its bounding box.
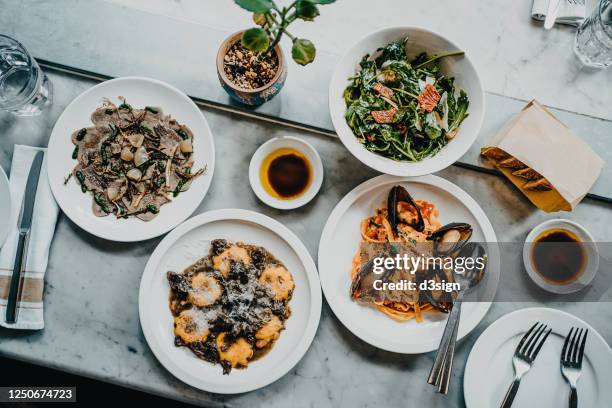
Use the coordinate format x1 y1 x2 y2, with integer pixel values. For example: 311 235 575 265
139 209 322 394
47 77 215 242
318 174 498 354
464 308 612 408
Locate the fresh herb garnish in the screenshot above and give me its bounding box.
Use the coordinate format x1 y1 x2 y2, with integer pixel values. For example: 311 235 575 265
94 192 111 213
76 128 87 141
176 129 189 140
138 124 153 135
154 177 166 189
101 125 119 165
343 38 469 163
173 179 186 197
75 170 87 192
146 204 159 214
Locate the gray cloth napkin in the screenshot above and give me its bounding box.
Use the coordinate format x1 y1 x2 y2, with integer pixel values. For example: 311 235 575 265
0 145 58 330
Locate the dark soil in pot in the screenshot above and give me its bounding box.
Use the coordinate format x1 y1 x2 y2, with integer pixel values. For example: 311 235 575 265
223 41 279 90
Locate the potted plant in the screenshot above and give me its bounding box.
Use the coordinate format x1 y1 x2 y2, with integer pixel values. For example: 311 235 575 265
217 0 336 106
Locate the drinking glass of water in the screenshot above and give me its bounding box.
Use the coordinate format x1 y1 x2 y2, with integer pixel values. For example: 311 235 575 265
0 35 52 116
574 0 612 69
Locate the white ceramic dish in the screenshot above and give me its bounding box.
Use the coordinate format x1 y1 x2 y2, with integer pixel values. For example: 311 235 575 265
329 26 485 177
523 219 599 294
318 174 499 354
0 166 11 248
139 209 322 394
464 307 612 408
249 136 323 210
47 77 215 242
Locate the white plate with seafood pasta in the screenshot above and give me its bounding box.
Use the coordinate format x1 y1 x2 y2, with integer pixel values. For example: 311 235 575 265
139 209 322 394
318 174 498 353
464 308 612 408
47 77 215 242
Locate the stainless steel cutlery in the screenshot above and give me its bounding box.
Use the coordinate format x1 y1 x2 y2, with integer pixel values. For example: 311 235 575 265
496 323 590 407
428 242 487 394
561 327 588 408
545 0 562 30
5 150 44 324
500 322 552 408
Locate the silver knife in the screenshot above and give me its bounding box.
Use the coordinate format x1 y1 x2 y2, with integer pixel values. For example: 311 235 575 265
5 150 44 324
544 0 561 30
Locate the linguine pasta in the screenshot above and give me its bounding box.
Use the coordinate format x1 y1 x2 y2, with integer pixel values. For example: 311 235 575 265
351 198 442 322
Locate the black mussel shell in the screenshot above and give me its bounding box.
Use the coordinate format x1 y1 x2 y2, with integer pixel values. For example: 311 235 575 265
387 185 425 234
427 222 473 256
417 266 453 313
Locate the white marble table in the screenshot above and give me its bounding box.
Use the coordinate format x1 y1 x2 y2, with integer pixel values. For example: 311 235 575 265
108 0 612 122
1 70 611 407
5 0 612 199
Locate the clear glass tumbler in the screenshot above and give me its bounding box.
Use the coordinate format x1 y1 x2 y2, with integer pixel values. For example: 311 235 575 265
0 35 52 116
574 0 612 69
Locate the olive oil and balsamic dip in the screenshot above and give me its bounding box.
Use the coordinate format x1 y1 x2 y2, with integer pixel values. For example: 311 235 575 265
531 228 586 284
260 147 312 200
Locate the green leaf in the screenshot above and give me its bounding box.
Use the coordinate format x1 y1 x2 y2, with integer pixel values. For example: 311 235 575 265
292 38 316 65
234 0 273 13
309 0 336 3
253 13 267 26
295 0 319 20
241 27 270 52
449 90 469 130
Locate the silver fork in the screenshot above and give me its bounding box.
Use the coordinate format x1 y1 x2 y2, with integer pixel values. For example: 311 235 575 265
500 322 552 408
567 0 585 5
561 327 589 408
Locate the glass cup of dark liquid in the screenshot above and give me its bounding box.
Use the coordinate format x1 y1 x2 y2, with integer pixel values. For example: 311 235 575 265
523 219 599 294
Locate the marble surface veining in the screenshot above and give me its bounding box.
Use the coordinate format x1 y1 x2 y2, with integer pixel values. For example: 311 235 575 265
107 0 612 121
0 72 611 408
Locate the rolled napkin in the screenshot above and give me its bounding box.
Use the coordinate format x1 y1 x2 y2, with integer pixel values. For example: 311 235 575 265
0 145 58 330
532 0 586 27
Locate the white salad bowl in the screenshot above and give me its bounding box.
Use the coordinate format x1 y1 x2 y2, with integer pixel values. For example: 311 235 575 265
329 26 485 176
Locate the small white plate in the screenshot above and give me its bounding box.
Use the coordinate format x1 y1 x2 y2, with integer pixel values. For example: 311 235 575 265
318 174 499 353
0 166 11 248
523 219 599 294
138 209 322 394
248 136 323 210
464 307 612 408
47 77 215 242
329 26 485 177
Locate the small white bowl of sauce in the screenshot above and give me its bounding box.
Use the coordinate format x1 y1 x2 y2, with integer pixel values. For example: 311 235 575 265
249 136 323 210
523 219 599 294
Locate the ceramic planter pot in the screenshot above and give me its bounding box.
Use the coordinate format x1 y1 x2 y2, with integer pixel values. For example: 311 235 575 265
217 31 287 106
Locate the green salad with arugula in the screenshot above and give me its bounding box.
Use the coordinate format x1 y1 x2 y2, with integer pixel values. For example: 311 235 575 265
343 38 469 162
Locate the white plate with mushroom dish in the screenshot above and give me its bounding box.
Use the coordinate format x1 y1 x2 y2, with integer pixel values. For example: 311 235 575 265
139 209 322 393
47 76 215 242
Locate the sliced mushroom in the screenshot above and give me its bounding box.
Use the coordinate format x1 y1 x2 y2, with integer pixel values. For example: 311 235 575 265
134 146 149 166
179 140 193 154
107 186 120 201
128 134 144 148
127 168 142 181
121 146 134 162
